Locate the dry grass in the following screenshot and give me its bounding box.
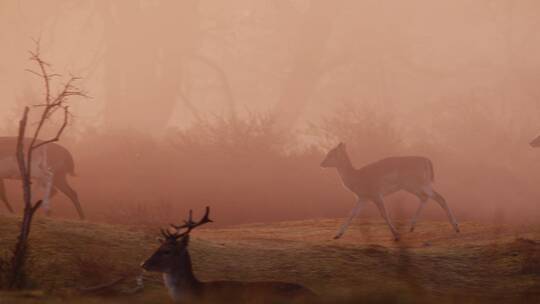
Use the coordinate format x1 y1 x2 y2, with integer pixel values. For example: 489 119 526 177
0 214 539 303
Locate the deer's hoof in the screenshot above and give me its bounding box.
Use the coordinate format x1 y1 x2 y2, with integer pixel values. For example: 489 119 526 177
333 234 342 240
409 227 415 233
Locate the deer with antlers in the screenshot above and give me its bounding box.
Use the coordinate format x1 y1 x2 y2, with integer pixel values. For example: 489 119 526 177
321 143 459 241
141 207 315 303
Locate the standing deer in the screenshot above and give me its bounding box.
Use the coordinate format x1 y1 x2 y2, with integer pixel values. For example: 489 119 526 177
141 207 315 303
321 143 459 241
0 136 84 219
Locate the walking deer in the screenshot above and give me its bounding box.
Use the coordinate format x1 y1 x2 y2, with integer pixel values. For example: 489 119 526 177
141 207 315 303
0 136 84 219
321 143 459 241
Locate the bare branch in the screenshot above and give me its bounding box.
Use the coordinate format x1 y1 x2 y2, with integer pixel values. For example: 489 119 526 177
27 44 52 105
30 200 43 216
24 69 44 78
78 277 126 293
27 69 86 161
31 106 69 151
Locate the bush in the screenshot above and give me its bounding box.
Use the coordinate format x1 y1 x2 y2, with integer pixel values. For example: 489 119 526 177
312 103 404 163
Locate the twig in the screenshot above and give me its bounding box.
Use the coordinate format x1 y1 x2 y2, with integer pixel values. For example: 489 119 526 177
32 106 69 151
78 272 146 295
78 277 126 293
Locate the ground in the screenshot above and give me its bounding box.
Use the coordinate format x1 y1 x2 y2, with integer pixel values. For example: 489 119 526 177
0 214 539 303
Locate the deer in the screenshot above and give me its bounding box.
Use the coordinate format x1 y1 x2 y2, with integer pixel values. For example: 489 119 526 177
0 136 84 219
321 142 459 241
141 207 316 304
530 135 540 147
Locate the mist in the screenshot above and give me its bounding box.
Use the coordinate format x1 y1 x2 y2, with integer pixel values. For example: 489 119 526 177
2 0 540 227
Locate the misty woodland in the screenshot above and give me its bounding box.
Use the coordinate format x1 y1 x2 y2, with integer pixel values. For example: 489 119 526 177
1 1 540 304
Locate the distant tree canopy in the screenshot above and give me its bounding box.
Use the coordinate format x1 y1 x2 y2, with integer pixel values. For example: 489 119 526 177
1 0 540 147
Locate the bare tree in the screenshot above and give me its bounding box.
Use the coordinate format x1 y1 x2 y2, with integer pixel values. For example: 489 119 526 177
7 42 86 289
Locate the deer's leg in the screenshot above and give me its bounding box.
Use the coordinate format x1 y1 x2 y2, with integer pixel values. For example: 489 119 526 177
0 179 14 213
334 198 365 239
41 171 54 216
54 173 85 220
409 191 429 232
430 190 459 233
373 196 400 241
49 186 58 198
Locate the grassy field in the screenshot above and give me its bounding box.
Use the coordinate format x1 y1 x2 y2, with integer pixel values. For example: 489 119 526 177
0 214 539 303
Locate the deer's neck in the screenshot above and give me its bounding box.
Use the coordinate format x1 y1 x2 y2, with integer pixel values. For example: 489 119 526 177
164 251 202 302
335 153 356 184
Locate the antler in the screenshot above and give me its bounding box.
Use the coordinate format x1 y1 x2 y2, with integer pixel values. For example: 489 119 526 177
161 228 175 239
167 206 213 239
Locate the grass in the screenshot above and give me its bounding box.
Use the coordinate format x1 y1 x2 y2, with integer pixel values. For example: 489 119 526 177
0 214 539 303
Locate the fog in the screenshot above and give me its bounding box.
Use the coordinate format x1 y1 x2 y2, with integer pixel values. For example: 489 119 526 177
1 1 540 226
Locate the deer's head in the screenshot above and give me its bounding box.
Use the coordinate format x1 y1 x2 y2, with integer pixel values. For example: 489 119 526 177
320 142 347 168
141 207 213 273
530 135 540 148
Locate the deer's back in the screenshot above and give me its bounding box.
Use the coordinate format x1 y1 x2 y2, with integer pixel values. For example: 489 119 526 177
0 137 75 175
199 280 315 303
352 156 434 195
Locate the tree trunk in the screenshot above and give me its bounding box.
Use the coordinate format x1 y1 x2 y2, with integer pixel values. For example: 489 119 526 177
8 107 42 289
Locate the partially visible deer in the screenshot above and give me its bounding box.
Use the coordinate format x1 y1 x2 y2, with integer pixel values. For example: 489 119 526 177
0 136 84 219
530 135 540 147
321 143 459 241
141 207 315 303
